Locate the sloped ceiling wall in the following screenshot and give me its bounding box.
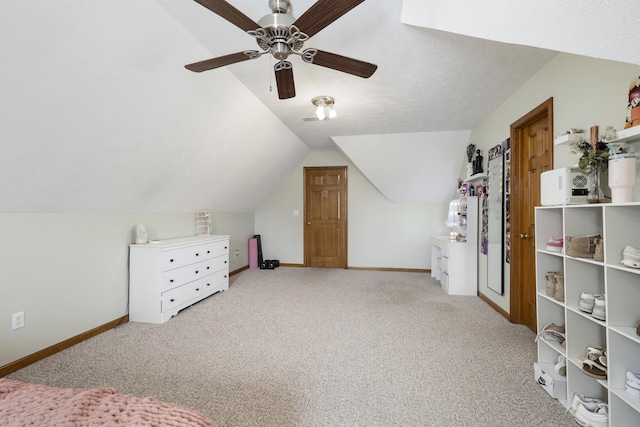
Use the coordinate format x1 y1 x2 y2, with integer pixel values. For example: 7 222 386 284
339 0 640 204
3 1 638 213
334 131 471 203
401 0 640 65
0 0 309 213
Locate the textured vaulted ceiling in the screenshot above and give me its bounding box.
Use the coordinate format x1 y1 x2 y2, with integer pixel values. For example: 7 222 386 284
157 0 560 150
153 0 640 205
3 1 639 212
157 0 640 152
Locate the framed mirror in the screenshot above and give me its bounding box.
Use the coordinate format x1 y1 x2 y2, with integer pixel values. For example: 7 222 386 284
487 150 504 294
480 139 510 295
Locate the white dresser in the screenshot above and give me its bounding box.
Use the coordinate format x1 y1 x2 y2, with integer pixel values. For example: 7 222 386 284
129 235 230 324
431 236 478 296
430 196 479 296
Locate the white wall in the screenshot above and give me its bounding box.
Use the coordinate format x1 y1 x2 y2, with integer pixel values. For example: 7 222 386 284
0 1 309 213
213 213 256 268
0 0 293 369
255 150 450 269
469 53 640 313
333 131 471 204
0 212 254 367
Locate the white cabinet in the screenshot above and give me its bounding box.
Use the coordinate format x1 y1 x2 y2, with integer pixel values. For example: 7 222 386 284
431 196 479 296
129 235 229 324
535 203 640 425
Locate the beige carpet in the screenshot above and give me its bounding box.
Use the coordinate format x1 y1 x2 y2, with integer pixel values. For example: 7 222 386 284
7 268 573 426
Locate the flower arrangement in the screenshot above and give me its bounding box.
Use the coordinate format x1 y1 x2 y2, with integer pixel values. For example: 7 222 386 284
570 139 610 174
569 126 627 174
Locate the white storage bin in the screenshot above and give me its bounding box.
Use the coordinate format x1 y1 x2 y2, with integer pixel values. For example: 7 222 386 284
534 362 566 401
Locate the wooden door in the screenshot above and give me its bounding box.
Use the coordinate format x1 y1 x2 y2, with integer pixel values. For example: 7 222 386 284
510 98 553 332
304 166 348 268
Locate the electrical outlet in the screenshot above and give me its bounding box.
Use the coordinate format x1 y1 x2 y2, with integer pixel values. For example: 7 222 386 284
234 249 240 258
12 311 24 330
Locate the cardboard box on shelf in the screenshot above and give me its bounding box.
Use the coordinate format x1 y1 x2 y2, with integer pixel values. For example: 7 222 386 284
534 362 567 401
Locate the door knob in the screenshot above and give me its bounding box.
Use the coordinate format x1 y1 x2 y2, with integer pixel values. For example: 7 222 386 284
307 222 311 225
520 233 529 239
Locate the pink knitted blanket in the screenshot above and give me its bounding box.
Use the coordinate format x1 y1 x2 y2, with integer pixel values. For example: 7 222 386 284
0 379 216 426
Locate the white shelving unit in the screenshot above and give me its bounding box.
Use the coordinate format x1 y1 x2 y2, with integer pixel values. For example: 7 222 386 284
554 132 586 146
465 172 487 182
553 126 640 145
535 203 640 425
613 125 640 144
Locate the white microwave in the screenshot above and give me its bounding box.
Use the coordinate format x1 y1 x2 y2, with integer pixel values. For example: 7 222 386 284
540 167 591 206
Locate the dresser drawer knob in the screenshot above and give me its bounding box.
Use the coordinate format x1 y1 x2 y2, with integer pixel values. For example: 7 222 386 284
195 270 199 274
207 250 210 254
206 283 210 287
225 260 227 264
195 288 200 292
170 298 175 303
207 266 210 270
225 246 228 250
224 275 228 278
196 253 199 256
170 279 174 283
169 259 174 263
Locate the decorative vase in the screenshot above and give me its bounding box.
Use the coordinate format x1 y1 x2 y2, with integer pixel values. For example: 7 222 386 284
588 168 603 204
608 156 637 203
467 162 473 179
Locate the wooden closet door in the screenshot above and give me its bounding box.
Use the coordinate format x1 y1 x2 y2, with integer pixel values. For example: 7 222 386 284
510 98 553 331
304 166 348 268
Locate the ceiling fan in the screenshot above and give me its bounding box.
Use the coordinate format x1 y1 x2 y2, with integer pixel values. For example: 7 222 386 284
185 0 377 99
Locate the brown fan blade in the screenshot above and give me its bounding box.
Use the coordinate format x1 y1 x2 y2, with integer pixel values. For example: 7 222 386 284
275 61 295 99
302 49 377 78
185 51 256 73
193 0 260 32
292 0 365 38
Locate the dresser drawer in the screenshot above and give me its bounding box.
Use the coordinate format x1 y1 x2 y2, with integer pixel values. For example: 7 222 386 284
441 271 449 293
207 254 228 274
161 240 229 271
441 256 449 273
203 240 230 259
161 258 226 292
202 269 229 295
161 280 203 313
441 243 449 258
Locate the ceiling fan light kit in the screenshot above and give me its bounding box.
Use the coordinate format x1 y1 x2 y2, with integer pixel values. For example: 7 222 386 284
312 96 336 120
186 0 377 99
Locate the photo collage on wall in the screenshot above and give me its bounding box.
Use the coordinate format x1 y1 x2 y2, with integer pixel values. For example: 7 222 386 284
481 144 502 255
480 138 511 262
481 175 489 255
504 139 511 264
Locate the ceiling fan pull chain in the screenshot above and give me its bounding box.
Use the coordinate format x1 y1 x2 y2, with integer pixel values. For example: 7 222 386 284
269 56 273 93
